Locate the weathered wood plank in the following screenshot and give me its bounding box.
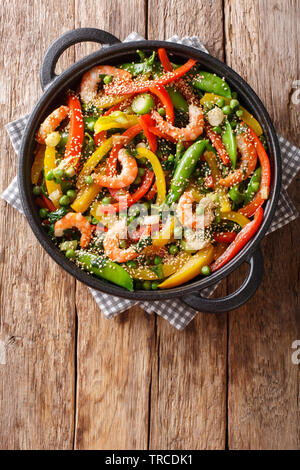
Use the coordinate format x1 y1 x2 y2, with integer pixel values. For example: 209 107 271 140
148 0 228 450
0 0 76 449
73 0 154 450
224 0 300 450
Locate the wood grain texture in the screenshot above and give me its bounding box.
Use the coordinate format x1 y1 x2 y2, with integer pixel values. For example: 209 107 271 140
0 0 76 450
148 0 227 450
224 0 300 450
73 0 154 451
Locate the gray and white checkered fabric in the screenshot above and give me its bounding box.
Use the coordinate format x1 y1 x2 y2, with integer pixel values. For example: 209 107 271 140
1 33 299 330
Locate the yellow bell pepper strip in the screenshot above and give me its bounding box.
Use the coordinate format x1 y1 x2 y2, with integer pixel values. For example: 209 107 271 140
71 183 101 213
204 150 231 212
220 211 250 228
76 137 114 188
96 95 130 110
158 245 215 289
153 216 175 247
94 112 138 134
90 202 117 228
31 144 45 184
200 93 263 136
136 147 166 205
125 251 191 280
44 145 62 208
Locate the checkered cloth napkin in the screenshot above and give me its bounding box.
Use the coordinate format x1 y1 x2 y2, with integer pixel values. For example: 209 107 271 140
2 34 300 330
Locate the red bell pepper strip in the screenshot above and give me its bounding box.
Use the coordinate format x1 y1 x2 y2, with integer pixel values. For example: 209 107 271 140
158 48 173 72
64 94 84 170
145 182 157 200
213 232 237 244
210 207 264 272
36 194 56 212
205 123 230 165
106 124 142 177
238 125 271 217
104 59 197 95
149 84 174 124
94 130 107 147
138 114 157 153
99 169 154 214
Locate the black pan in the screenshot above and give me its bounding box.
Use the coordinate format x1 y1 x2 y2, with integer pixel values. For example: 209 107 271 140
18 28 281 313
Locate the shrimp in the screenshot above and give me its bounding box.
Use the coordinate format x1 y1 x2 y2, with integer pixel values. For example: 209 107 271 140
177 191 215 230
79 65 131 109
93 149 138 189
103 220 151 263
36 105 69 144
151 104 204 141
54 213 92 249
219 133 257 187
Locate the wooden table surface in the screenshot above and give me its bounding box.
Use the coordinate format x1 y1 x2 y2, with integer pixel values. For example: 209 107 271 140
0 0 299 450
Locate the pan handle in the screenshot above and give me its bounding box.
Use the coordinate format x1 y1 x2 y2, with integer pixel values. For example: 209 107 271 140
40 28 121 91
181 247 264 313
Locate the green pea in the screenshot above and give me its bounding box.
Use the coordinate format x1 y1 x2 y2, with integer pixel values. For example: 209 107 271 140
85 175 94 185
222 105 232 115
101 196 112 205
53 168 64 179
168 244 179 255
201 265 211 276
230 99 239 110
46 170 54 181
59 195 70 206
39 208 48 219
132 93 155 115
65 249 76 259
58 131 69 148
212 126 222 134
167 154 175 162
66 189 77 201
126 260 137 269
33 185 42 196
154 255 162 265
196 205 204 215
134 176 142 185
158 107 166 116
151 281 159 290
142 280 152 290
84 116 98 132
119 240 126 249
103 74 113 84
138 167 146 177
236 109 244 117
91 217 99 225
216 98 225 108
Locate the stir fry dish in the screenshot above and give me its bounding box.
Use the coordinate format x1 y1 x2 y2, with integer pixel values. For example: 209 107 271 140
31 48 270 291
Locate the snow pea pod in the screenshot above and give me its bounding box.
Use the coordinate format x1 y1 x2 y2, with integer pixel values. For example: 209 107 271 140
193 71 231 98
222 120 237 169
166 139 208 205
244 167 262 204
78 253 134 291
166 86 188 112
